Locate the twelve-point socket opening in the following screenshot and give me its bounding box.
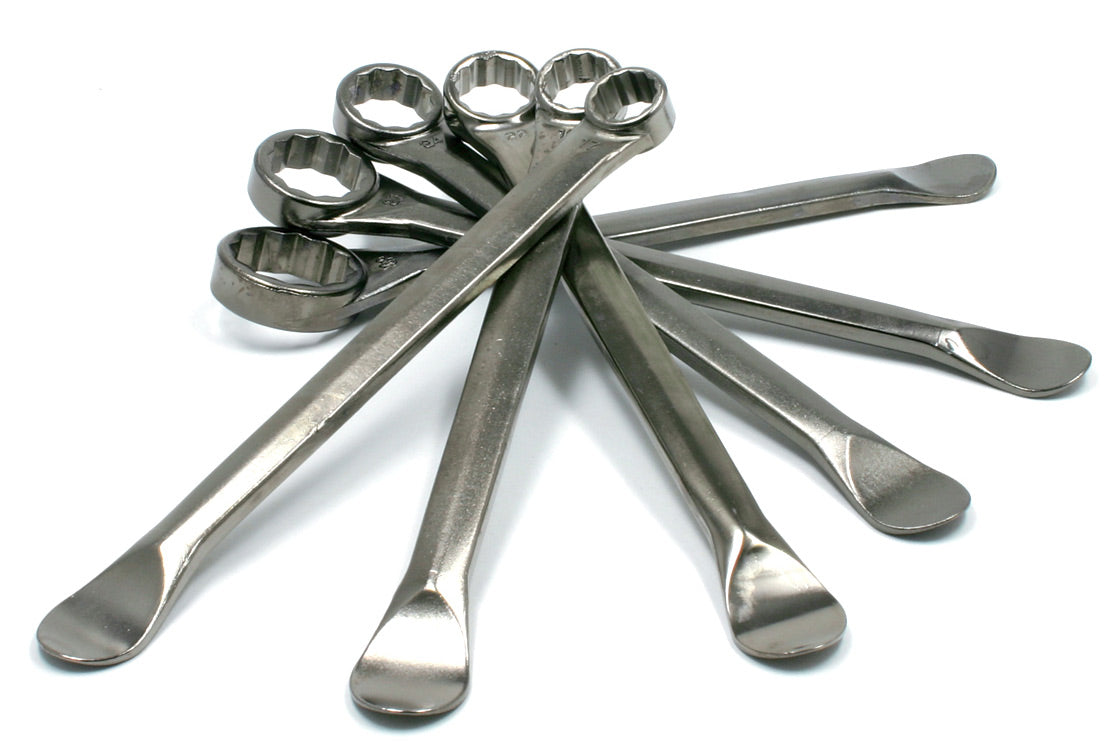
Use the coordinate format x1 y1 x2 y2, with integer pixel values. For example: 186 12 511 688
447 52 535 119
587 68 665 126
264 132 376 201
539 50 619 114
342 65 441 134
228 229 361 289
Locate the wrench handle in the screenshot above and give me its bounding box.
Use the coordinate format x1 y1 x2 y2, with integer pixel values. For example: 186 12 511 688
563 211 772 546
616 240 948 350
401 216 575 595
594 154 997 246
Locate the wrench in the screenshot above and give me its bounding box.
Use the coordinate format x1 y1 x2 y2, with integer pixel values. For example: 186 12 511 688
618 242 1092 398
486 50 847 655
216 222 975 534
314 55 971 535
348 50 844 716
218 151 997 332
335 64 997 242
349 52 604 715
593 153 998 245
36 65 673 667
224 129 1089 398
248 129 475 244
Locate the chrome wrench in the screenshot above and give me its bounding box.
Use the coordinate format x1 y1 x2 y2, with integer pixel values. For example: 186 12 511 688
236 120 1087 398
327 63 1089 398
440 48 847 653
36 65 673 667
327 54 970 533
216 223 975 535
348 50 844 716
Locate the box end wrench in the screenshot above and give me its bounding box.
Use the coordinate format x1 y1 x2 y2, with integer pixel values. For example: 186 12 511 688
225 133 1087 398
348 51 840 717
211 222 973 534
231 55 974 537
368 53 969 533
36 67 673 667
247 129 475 245
347 51 652 715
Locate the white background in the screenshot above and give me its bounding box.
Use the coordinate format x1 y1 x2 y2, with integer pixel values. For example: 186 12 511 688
5 2 1101 739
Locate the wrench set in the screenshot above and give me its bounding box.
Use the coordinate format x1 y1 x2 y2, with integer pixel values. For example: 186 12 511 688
38 50 1091 715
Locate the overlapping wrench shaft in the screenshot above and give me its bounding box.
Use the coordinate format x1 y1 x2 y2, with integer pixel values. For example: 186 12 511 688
36 64 673 669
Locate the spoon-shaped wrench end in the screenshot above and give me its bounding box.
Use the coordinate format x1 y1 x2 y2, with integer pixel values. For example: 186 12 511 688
724 533 846 659
941 327 1092 397
826 433 970 533
37 542 174 666
349 587 470 716
893 154 997 203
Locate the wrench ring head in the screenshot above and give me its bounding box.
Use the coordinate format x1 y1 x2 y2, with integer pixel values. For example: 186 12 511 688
443 51 537 125
537 49 619 119
249 130 380 230
212 227 366 332
585 67 675 146
335 64 443 144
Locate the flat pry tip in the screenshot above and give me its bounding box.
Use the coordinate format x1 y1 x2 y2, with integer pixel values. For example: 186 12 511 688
725 536 846 659
896 154 998 203
830 433 971 535
944 328 1092 397
349 588 470 716
36 543 173 667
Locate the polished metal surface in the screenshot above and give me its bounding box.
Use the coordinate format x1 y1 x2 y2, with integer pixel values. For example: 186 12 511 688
212 227 444 332
594 153 998 245
208 115 1098 577
347 50 843 716
617 255 969 532
621 244 1092 397
350 51 608 715
213 221 975 532
222 134 990 536
249 129 475 242
223 154 1001 322
561 212 847 658
219 141 1088 398
36 46 1093 725
334 62 510 214
36 66 673 667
